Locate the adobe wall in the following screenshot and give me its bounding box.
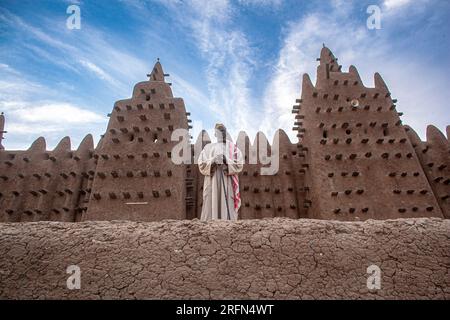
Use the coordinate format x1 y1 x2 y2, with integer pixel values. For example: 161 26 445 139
0 217 448 299
1 49 449 223
296 47 444 220
83 62 191 222
406 125 450 218
0 135 96 222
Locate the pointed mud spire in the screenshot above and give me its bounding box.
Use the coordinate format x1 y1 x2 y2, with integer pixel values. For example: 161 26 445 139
316 46 342 87
426 125 448 149
255 131 270 154
194 130 211 164
77 134 94 152
404 125 422 147
73 134 94 161
374 72 389 91
0 112 5 150
446 125 450 142
273 129 292 153
275 129 291 144
302 73 314 95
96 135 105 151
349 65 363 85
195 130 211 148
319 46 340 72
147 59 166 82
248 131 268 167
236 131 250 159
28 137 46 152
253 131 272 163
0 113 4 131
53 136 71 154
237 131 250 145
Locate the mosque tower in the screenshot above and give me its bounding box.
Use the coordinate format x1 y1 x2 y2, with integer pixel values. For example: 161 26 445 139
293 47 444 220
83 61 193 221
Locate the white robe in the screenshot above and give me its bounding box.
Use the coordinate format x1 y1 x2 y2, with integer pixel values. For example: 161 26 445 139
198 140 244 221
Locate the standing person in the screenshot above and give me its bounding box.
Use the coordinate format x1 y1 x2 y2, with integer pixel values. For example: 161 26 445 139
198 124 244 221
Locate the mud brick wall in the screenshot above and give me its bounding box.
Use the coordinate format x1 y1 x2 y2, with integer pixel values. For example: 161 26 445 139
0 135 96 223
296 47 444 220
234 131 308 219
83 62 191 222
1 49 449 223
406 125 450 218
0 218 448 299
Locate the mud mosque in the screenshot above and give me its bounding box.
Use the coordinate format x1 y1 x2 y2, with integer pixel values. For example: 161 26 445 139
0 47 449 222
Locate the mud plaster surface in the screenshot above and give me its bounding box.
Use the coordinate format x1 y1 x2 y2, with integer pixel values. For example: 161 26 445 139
0 218 449 299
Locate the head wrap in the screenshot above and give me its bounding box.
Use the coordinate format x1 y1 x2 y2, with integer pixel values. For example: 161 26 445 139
215 123 226 131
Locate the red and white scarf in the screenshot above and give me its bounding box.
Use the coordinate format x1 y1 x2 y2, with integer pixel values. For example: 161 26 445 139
228 142 241 213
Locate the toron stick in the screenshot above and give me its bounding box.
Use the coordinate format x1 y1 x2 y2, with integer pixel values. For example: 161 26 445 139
220 167 231 220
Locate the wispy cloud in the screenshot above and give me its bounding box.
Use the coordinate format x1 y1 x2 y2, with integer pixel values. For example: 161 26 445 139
1 99 107 150
149 0 258 138
0 59 106 149
0 8 139 95
0 63 21 76
238 0 283 8
0 9 74 52
23 43 81 74
18 103 104 124
79 59 120 87
260 10 374 140
384 0 412 10
170 73 211 110
260 1 449 140
0 0 448 149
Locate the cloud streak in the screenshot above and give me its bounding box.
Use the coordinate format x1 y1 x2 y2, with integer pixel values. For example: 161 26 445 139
260 0 449 140
79 59 121 87
0 0 448 149
149 0 258 138
384 0 412 10
0 57 106 150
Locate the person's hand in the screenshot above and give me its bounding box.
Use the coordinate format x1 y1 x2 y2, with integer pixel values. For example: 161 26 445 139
210 162 217 174
214 154 224 164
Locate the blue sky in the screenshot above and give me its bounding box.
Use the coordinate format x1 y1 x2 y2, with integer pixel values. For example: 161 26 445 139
0 0 449 149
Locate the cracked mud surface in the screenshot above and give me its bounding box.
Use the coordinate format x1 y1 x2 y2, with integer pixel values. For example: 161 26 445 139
0 218 449 299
